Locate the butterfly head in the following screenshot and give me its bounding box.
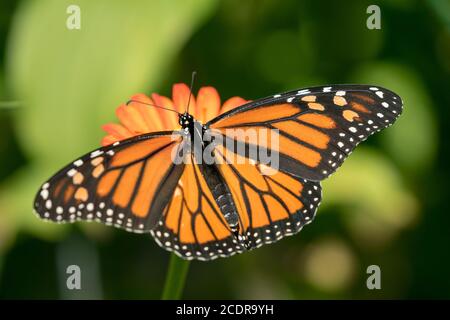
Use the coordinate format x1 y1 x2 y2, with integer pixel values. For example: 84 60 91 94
179 112 194 130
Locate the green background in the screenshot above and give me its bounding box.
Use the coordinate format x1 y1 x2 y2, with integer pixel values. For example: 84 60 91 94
0 0 449 299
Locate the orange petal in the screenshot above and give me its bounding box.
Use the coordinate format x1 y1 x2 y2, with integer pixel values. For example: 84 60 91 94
129 94 165 132
101 85 249 146
172 83 197 116
116 103 150 134
197 86 221 123
151 93 179 130
101 135 119 146
102 123 133 140
221 97 248 114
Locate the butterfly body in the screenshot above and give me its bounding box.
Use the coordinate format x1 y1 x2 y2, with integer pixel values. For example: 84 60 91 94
179 111 245 244
34 85 403 260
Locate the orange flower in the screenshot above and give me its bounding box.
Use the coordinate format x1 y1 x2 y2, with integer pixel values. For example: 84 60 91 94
101 83 248 146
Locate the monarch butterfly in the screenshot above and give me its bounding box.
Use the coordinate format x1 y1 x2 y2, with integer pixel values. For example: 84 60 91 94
34 84 403 261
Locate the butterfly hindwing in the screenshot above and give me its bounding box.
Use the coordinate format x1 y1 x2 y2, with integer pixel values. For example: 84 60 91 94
151 154 242 260
150 149 322 260
212 145 322 250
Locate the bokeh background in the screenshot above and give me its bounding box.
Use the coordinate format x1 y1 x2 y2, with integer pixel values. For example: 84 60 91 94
0 0 449 299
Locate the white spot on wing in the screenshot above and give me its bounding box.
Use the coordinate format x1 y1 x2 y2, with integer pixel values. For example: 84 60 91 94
297 89 310 95
73 159 83 167
67 168 77 177
90 150 104 158
40 189 49 200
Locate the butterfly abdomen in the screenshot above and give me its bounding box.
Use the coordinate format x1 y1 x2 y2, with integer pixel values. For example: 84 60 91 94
199 162 246 240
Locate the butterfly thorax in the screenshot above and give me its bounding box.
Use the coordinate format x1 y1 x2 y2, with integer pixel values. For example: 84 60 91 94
179 112 212 152
179 112 202 143
179 112 194 129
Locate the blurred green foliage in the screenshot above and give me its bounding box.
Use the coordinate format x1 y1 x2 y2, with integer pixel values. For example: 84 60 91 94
0 0 449 299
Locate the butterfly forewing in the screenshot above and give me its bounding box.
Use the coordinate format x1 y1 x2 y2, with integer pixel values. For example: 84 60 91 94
34 132 185 233
207 85 403 181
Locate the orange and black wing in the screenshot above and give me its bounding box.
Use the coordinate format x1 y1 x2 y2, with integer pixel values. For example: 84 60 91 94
150 153 242 260
207 85 403 181
34 132 185 233
213 145 322 251
149 145 322 261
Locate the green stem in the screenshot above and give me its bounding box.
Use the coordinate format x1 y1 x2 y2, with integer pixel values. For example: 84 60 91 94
161 254 191 300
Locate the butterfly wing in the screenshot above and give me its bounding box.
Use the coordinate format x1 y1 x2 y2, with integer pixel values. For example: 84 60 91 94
34 131 185 233
151 153 243 260
213 145 322 250
149 140 323 260
207 85 403 181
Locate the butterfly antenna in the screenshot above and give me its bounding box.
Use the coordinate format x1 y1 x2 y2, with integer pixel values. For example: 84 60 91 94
126 99 180 115
185 71 197 114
